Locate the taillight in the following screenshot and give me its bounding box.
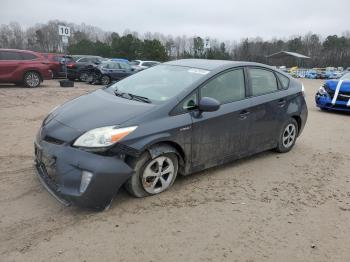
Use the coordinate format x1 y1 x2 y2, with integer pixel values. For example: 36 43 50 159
67 63 76 68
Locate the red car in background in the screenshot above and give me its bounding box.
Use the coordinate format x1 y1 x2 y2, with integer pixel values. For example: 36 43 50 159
42 53 75 78
0 49 52 87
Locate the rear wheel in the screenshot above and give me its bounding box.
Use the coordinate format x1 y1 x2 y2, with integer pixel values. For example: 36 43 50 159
125 152 178 198
275 118 298 153
24 71 41 88
79 72 89 82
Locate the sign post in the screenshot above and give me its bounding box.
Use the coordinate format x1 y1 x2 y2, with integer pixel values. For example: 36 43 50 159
58 25 73 87
204 38 210 59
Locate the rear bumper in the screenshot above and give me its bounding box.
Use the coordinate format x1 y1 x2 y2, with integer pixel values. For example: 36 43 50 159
315 93 350 112
34 139 134 210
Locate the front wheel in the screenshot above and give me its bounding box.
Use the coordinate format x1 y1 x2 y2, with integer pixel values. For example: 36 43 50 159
24 71 41 88
275 118 298 153
125 152 178 198
101 75 111 85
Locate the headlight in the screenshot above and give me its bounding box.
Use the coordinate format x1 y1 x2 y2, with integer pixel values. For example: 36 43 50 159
73 126 137 148
318 85 328 95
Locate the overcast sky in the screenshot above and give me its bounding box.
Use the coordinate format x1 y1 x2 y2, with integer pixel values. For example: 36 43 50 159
1 0 349 40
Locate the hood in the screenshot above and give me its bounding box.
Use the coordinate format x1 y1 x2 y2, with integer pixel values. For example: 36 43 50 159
325 80 350 92
51 89 155 131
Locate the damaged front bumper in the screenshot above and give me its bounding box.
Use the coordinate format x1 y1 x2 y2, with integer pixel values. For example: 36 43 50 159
34 139 134 210
315 93 350 112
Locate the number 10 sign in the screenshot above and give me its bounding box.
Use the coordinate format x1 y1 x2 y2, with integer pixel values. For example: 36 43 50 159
58 25 71 37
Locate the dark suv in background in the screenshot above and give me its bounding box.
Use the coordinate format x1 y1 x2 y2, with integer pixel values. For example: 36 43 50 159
68 55 106 81
0 49 52 87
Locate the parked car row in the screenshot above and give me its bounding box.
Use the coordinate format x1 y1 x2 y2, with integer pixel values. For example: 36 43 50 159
280 66 347 79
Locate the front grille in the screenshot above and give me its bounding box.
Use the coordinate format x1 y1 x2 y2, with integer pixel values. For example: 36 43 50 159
35 145 58 189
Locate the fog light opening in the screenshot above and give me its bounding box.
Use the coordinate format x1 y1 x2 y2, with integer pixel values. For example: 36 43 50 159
80 171 93 193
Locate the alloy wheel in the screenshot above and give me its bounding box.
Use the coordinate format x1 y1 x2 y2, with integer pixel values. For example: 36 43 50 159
142 156 175 194
25 72 40 87
282 123 296 148
101 76 110 85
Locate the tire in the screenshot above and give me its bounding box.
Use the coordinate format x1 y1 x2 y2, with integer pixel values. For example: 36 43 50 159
101 75 111 85
125 151 179 198
275 118 298 153
24 71 41 88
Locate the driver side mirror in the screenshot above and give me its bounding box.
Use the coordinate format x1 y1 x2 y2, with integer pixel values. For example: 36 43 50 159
198 97 220 112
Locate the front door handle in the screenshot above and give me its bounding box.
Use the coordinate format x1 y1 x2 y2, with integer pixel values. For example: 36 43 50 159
239 110 250 120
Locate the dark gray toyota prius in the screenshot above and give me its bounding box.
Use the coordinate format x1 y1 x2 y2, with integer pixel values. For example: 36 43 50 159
34 59 308 210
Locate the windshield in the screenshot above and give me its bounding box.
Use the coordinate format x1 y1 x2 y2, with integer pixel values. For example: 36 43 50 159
340 73 350 81
108 65 209 103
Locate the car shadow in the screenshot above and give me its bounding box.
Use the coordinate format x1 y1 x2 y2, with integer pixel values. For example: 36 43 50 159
318 108 350 116
109 149 278 211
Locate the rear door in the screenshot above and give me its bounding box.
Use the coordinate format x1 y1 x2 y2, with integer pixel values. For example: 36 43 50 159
190 68 251 170
0 51 21 81
245 67 287 153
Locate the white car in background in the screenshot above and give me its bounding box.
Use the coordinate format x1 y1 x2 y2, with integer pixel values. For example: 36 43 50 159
130 60 160 71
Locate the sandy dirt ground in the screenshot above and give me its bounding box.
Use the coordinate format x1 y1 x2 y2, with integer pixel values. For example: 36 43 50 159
0 79 349 262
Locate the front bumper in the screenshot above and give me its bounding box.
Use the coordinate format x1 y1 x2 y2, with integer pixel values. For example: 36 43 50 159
34 139 133 210
315 93 350 112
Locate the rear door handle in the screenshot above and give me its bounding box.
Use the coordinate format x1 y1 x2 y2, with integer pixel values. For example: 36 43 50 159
239 110 250 119
278 99 286 107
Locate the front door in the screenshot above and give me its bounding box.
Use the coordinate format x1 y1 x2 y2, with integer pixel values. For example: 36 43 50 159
190 68 251 171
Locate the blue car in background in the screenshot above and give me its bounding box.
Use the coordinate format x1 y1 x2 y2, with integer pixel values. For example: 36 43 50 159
315 72 350 111
305 70 317 79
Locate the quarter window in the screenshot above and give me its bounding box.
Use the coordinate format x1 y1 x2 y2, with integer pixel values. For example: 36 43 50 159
200 69 245 104
0 51 21 60
276 72 290 89
249 68 278 96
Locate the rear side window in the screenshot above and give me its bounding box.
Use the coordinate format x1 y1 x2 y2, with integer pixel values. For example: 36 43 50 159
201 69 245 104
249 68 278 96
21 53 38 60
276 72 290 89
0 51 21 60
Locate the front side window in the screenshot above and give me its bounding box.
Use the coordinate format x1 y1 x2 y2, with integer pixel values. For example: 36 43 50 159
21 53 38 60
200 69 245 104
119 62 131 70
78 58 88 62
249 68 278 96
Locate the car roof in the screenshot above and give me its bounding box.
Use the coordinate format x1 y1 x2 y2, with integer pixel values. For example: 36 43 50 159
0 48 38 54
164 59 260 71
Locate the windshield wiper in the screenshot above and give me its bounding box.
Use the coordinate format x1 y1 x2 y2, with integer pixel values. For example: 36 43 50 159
127 93 152 103
114 90 151 103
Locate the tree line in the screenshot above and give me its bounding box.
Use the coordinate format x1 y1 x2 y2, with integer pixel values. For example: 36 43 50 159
1 20 350 67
